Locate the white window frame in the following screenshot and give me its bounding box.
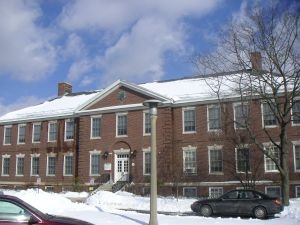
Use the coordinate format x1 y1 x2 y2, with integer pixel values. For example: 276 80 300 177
46 153 57 176
261 102 278 128
90 115 102 139
264 143 280 172
182 107 196 134
48 121 57 142
16 154 25 176
63 152 73 176
182 145 197 174
208 145 223 174
209 187 223 198
30 153 40 176
143 147 151 175
32 123 41 143
116 112 128 137
143 111 151 136
64 119 74 141
89 150 101 176
292 141 300 172
233 102 249 129
2 154 11 176
292 98 300 126
3 125 12 145
207 105 221 131
235 146 251 173
17 124 26 144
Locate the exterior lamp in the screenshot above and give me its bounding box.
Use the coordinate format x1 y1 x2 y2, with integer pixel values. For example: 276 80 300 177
143 99 162 225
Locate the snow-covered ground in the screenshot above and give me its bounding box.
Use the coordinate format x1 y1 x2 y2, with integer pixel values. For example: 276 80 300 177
2 189 300 225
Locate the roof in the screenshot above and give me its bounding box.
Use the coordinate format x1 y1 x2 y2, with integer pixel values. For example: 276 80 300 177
0 71 268 123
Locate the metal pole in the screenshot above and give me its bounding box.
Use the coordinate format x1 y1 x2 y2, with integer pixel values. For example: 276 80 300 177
143 99 161 225
149 106 158 225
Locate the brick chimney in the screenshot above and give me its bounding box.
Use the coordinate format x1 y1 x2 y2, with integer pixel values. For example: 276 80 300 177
250 52 262 71
58 82 72 96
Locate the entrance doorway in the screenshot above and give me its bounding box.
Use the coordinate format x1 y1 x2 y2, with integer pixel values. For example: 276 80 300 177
114 152 130 182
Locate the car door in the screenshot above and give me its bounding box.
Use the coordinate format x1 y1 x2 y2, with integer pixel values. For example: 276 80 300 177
214 190 240 215
0 200 32 225
237 190 257 215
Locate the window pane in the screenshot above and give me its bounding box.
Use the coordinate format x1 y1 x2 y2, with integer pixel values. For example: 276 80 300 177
4 127 12 145
293 100 300 124
144 152 151 175
236 148 251 172
18 125 26 143
65 120 74 140
144 112 151 134
47 156 56 175
2 158 10 175
31 157 39 175
92 117 101 138
265 146 279 171
295 145 300 171
183 150 196 173
16 157 24 176
208 106 221 130
235 104 248 128
117 114 127 136
49 122 57 142
210 149 223 173
33 124 41 142
184 109 196 132
91 154 100 175
263 103 277 126
64 155 73 175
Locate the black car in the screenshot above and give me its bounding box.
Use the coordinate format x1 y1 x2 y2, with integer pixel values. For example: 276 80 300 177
191 189 283 219
0 193 94 225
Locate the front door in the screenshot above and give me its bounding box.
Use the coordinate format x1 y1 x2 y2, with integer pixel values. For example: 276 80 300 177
114 153 130 182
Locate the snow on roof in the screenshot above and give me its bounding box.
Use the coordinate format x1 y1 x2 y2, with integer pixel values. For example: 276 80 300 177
0 92 99 123
139 74 243 103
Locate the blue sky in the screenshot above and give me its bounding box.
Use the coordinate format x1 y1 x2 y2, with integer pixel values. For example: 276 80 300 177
0 0 289 116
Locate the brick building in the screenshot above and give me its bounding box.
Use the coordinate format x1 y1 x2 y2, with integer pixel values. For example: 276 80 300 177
0 73 299 198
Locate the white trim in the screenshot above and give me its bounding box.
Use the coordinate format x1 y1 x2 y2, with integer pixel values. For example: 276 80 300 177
143 147 151 176
3 125 12 145
48 121 57 142
30 153 40 176
293 143 300 172
208 145 223 175
2 154 11 176
63 152 74 176
15 154 25 176
261 102 278 128
17 124 26 145
263 143 280 173
207 105 221 132
233 102 248 129
143 110 151 136
89 150 101 176
46 153 57 176
64 118 74 141
32 122 41 143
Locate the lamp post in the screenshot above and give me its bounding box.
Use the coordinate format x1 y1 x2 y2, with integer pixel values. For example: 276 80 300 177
143 99 161 225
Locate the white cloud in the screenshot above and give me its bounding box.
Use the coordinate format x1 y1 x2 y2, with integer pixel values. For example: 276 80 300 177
58 0 222 84
0 0 57 81
67 59 93 81
63 33 87 59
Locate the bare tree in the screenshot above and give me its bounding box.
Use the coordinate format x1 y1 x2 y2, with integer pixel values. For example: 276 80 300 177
193 1 300 206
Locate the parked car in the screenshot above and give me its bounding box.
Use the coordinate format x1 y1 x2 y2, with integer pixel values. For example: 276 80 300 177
0 193 94 225
191 189 283 219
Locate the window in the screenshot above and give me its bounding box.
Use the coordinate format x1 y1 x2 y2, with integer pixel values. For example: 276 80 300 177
296 186 300 198
32 123 41 143
183 108 196 133
18 124 26 144
208 105 221 131
31 154 39 176
183 146 197 174
47 154 56 176
292 99 300 125
2 155 10 176
294 144 300 172
234 103 249 129
48 121 57 142
183 187 197 197
236 147 251 173
143 148 151 175
0 200 31 221
91 116 101 138
116 113 127 136
265 186 281 198
64 153 73 176
65 119 74 140
143 111 151 135
264 145 279 172
209 187 223 198
16 154 25 176
209 146 223 174
90 151 101 175
262 103 277 127
3 126 12 145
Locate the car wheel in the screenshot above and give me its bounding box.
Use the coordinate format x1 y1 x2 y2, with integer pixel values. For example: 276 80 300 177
254 206 267 219
200 205 212 217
